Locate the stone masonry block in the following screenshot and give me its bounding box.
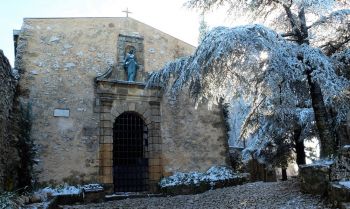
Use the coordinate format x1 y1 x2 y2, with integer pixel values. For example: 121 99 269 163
151 108 160 116
100 151 113 161
128 102 136 111
101 120 112 128
149 166 161 174
152 137 161 144
150 172 162 181
149 158 161 166
101 113 111 121
100 159 113 167
101 106 111 113
102 166 113 176
103 135 113 144
143 109 151 121
101 174 113 184
101 144 113 152
101 128 112 136
116 88 128 95
153 115 161 123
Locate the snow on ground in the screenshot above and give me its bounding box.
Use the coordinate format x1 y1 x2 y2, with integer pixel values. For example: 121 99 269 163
62 179 332 209
159 166 240 188
339 181 350 189
202 166 236 181
302 159 334 167
33 184 89 202
35 183 104 197
40 185 81 196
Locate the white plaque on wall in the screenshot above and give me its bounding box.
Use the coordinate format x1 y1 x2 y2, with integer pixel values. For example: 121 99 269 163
54 109 70 117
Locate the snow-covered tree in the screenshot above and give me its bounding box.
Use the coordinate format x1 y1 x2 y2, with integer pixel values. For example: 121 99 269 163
184 0 350 158
198 12 210 44
147 24 349 164
310 9 350 55
332 49 350 79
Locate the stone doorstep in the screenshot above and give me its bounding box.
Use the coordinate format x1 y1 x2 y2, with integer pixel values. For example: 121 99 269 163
105 192 165 201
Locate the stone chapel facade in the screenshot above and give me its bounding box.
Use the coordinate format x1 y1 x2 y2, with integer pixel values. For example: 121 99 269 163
15 17 229 193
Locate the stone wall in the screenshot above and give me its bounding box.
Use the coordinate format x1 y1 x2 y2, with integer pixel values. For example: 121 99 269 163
161 88 230 176
0 50 17 190
299 146 350 196
299 163 332 195
16 17 195 185
332 146 350 181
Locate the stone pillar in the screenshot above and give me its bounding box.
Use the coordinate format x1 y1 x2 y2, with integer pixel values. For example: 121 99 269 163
99 99 113 192
148 101 162 192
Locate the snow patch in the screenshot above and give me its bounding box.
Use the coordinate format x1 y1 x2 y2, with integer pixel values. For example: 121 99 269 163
202 166 236 181
82 184 104 192
49 36 60 43
159 166 239 188
303 159 334 167
38 185 81 196
339 181 350 189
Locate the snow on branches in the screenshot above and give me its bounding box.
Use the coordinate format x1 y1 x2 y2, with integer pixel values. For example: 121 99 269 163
147 24 349 162
310 9 350 55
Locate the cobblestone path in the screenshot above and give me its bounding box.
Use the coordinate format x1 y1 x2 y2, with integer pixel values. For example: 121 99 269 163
62 179 331 209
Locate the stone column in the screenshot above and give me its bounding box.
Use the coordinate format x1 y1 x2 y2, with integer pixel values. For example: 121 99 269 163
148 101 162 192
99 99 113 192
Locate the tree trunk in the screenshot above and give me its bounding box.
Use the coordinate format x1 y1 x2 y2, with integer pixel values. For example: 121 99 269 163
281 168 287 181
295 140 306 165
306 71 336 158
284 5 336 158
294 124 306 165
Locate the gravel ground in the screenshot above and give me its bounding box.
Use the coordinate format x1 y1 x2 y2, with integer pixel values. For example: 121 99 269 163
62 179 332 209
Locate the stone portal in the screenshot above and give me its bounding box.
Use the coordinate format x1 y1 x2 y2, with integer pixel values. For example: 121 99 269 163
95 79 162 193
113 112 149 192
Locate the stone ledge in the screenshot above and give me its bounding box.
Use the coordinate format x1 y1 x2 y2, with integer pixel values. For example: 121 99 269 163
160 173 250 196
105 193 164 201
341 202 350 209
96 79 147 88
299 162 333 195
329 182 350 208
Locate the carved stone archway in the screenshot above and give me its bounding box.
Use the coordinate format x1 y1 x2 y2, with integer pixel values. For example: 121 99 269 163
95 80 162 193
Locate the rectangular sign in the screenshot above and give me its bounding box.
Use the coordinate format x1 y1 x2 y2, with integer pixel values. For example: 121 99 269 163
54 109 70 117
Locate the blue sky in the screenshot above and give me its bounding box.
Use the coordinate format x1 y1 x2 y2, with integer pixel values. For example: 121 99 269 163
1 0 232 66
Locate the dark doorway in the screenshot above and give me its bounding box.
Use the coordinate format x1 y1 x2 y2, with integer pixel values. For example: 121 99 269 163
113 112 149 192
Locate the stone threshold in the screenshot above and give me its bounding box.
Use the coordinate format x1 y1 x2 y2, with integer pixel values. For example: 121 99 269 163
105 192 165 201
96 79 147 87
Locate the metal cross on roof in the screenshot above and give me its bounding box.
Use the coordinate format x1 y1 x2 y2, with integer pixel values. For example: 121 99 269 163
122 8 132 17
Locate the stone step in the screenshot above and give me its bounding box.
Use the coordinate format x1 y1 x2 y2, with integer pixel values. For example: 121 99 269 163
105 193 165 201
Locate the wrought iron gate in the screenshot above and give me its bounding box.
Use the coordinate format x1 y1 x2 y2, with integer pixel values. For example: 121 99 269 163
113 112 149 192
